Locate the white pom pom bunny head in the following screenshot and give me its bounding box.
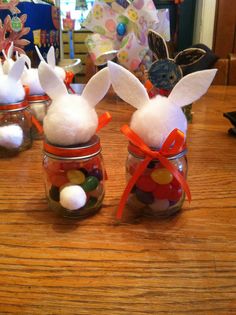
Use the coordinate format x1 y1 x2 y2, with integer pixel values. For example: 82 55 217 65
108 61 217 148
0 56 26 104
2 42 15 75
20 54 45 96
35 46 66 82
38 62 111 146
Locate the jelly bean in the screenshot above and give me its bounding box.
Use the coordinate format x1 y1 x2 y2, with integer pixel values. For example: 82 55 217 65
147 160 156 169
136 175 156 192
67 169 85 185
89 183 104 199
169 187 183 202
49 185 60 201
84 196 98 209
61 162 79 171
151 168 173 185
135 188 154 204
153 183 172 199
127 193 146 210
79 168 89 176
81 176 99 192
50 173 68 187
89 168 103 181
48 161 62 173
171 172 184 188
149 199 169 212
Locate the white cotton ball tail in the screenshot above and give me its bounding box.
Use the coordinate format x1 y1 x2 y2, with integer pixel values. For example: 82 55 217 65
0 125 23 149
21 68 45 96
130 95 187 148
43 95 98 146
60 185 87 211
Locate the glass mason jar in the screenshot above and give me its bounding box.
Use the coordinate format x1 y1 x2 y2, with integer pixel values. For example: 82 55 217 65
28 94 51 140
43 135 106 219
0 100 32 157
125 143 188 218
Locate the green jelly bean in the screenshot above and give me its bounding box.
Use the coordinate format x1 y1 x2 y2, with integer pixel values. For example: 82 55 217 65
84 197 98 209
81 176 99 192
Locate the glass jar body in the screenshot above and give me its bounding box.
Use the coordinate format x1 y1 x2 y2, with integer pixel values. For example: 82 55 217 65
126 151 188 217
30 98 51 140
0 107 32 157
43 138 105 219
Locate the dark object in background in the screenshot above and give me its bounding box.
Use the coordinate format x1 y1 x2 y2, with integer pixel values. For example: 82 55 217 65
223 111 236 136
147 30 206 90
181 43 219 76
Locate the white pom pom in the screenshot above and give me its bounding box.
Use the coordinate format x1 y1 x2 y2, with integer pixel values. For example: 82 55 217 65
0 124 23 149
130 95 187 148
149 199 169 212
60 185 87 211
54 66 66 81
21 68 45 96
43 95 98 145
0 77 25 104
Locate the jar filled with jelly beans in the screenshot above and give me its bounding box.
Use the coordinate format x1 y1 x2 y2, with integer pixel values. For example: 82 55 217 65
126 145 188 217
43 135 106 219
0 100 32 157
28 94 51 140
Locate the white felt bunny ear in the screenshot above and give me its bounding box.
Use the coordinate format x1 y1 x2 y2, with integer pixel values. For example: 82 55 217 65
47 46 56 68
0 62 3 76
108 61 149 109
35 45 45 62
19 53 31 69
82 67 111 108
8 57 26 82
7 42 14 59
38 62 68 100
168 69 217 108
2 49 7 60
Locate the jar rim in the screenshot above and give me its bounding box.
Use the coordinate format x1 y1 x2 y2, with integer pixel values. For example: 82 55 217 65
0 99 29 112
44 135 101 159
27 94 50 102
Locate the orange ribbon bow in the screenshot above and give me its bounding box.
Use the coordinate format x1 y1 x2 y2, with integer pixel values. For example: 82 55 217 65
116 125 191 219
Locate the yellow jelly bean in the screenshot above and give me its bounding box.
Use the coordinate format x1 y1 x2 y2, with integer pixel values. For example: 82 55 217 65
150 168 173 185
67 169 85 185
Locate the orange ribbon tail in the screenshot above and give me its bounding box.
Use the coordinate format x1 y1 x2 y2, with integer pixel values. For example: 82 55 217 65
96 112 112 132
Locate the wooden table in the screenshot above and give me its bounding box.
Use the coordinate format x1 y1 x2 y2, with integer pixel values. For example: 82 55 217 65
0 86 236 314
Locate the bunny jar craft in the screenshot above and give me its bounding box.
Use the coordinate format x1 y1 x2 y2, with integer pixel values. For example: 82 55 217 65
108 61 217 219
20 53 51 140
35 46 74 93
38 62 111 219
146 30 206 95
0 57 32 157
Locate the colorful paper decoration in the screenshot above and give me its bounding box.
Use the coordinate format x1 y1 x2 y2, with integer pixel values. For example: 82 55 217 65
0 14 30 54
83 0 170 71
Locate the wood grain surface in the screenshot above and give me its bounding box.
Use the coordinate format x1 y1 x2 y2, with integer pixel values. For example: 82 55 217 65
0 86 236 314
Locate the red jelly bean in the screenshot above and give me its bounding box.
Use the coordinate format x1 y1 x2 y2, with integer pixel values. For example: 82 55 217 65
171 172 184 188
153 183 172 199
169 187 183 202
49 173 68 187
136 175 157 192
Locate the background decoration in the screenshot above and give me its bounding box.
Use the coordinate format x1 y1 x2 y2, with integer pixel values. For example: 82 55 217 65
0 13 30 54
83 0 170 71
